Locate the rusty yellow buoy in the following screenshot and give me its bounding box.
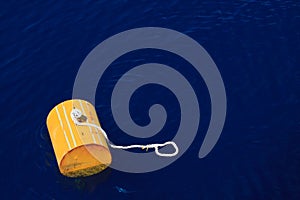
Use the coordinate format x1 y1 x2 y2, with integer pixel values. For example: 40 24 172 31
46 99 112 177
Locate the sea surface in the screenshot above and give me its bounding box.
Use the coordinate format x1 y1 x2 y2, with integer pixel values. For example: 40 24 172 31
0 0 299 199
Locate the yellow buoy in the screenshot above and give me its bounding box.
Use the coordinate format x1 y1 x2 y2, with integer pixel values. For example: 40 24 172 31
46 99 112 177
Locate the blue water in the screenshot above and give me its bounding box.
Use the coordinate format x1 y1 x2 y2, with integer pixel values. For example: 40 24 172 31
1 0 300 199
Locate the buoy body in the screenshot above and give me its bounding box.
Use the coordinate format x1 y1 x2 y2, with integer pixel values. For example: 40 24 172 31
46 99 111 177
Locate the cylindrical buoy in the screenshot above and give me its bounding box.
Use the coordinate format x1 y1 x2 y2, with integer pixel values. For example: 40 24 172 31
46 99 112 177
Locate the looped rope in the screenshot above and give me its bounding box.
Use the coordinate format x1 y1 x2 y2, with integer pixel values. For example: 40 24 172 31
70 108 179 157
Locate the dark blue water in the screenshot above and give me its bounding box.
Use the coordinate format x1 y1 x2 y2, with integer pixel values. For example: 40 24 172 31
1 0 300 199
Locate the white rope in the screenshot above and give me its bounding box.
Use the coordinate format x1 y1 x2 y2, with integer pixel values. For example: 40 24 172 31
70 108 179 157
